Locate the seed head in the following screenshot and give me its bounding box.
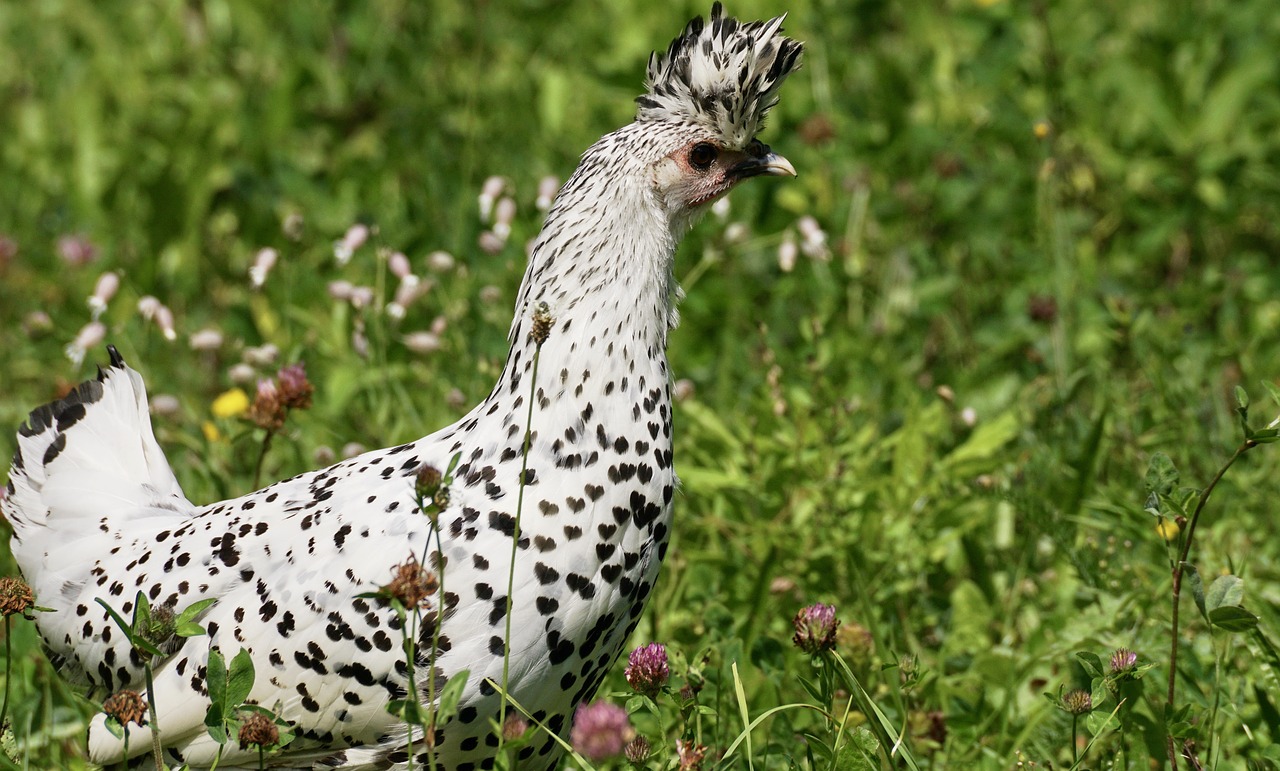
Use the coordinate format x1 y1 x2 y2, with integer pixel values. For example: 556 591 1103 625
570 701 634 762
531 302 554 346
624 642 670 698
248 379 286 431
1062 689 1092 715
624 735 651 763
276 363 314 410
237 711 280 750
382 556 439 610
0 578 35 618
792 603 838 654
102 690 147 728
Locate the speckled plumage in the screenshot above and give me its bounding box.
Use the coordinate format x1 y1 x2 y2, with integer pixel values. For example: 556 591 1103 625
3 6 801 769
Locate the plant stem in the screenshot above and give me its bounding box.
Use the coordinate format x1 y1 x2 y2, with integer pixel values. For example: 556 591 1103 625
500 329 544 752
1164 441 1250 768
1 616 11 730
252 429 276 490
1071 713 1078 766
145 663 165 771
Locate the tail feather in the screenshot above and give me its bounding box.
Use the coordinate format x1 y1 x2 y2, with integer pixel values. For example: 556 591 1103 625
4 345 193 581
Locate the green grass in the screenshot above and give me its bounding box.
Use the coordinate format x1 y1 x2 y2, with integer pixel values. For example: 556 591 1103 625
2 0 1280 768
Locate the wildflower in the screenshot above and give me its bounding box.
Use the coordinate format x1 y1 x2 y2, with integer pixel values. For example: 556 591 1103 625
426 250 456 273
149 394 181 417
1062 689 1092 715
536 176 560 211
777 233 798 273
723 222 748 244
237 711 280 750
479 285 502 305
23 310 53 338
796 215 829 260
249 248 278 289
1033 119 1052 139
493 198 517 240
382 556 438 610
202 421 221 442
570 701 634 762
388 277 429 320
676 739 708 770
211 389 250 419
334 224 370 265
57 234 98 266
248 379 285 431
276 363 313 410
404 331 443 355
960 406 977 427
1109 647 1138 675
624 643 670 698
479 230 505 255
328 280 355 301
66 321 106 365
1156 518 1182 541
792 603 838 654
711 197 731 221
189 329 224 352
478 176 506 221
228 363 256 384
414 464 444 503
313 445 336 465
140 603 177 655
341 442 366 459
102 690 147 728
0 578 35 619
87 272 120 318
282 212 305 241
446 389 466 411
242 343 280 367
531 302 554 345
502 714 529 742
624 736 651 763
388 251 413 280
673 379 696 403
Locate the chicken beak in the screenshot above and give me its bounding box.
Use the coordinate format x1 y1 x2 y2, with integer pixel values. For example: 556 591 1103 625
730 145 797 180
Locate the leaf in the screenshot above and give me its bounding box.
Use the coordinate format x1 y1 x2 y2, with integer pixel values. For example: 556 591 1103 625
1262 380 1280 411
1209 605 1259 632
226 649 256 707
435 669 470 724
1075 651 1104 679
1205 574 1244 611
1234 385 1249 410
1144 453 1179 496
175 598 218 635
1186 564 1207 624
833 726 880 771
206 647 228 716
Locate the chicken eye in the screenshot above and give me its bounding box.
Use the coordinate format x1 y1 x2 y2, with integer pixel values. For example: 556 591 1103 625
688 143 718 171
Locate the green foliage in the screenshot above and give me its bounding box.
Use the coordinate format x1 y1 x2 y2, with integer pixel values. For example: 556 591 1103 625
1 0 1280 768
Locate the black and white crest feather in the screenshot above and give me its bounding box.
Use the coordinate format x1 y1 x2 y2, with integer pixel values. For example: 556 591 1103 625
637 2 803 149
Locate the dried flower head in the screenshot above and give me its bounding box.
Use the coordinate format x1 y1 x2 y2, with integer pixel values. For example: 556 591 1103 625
570 701 634 762
624 642 670 698
382 556 439 610
1062 689 1092 715
676 739 708 770
531 302 554 346
248 379 286 431
237 711 280 750
792 603 838 654
0 578 35 618
624 735 651 763
1109 647 1138 675
102 690 147 728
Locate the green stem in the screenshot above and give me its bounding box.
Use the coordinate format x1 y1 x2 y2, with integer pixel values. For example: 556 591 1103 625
426 518 444 771
405 608 416 771
1 615 11 730
145 663 164 771
252 429 275 490
1071 713 1078 766
1164 441 1250 768
501 331 544 752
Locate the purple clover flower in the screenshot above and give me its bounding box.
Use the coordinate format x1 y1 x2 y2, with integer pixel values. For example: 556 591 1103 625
624 642 670 697
792 603 838 654
570 701 633 761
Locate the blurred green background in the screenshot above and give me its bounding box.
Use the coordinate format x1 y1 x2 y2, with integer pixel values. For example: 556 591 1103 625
2 0 1279 767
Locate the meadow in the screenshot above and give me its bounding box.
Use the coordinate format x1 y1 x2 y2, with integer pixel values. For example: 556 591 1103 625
2 0 1280 768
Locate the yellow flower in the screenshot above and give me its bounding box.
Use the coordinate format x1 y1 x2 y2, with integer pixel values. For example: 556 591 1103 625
202 421 221 442
211 388 250 418
1156 519 1180 541
1033 120 1051 139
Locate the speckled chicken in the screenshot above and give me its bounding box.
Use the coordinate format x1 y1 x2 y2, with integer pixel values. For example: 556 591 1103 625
3 5 801 769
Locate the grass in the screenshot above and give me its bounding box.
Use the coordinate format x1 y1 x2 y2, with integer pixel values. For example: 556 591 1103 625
2 0 1280 767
